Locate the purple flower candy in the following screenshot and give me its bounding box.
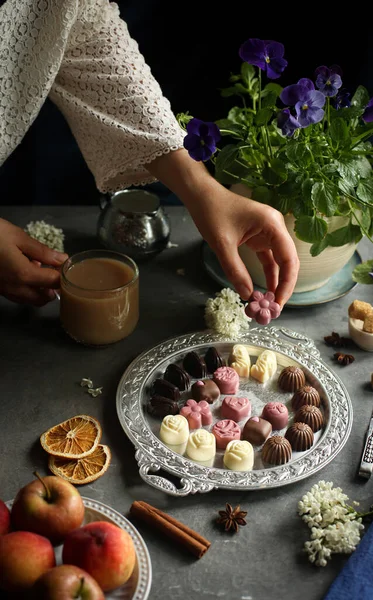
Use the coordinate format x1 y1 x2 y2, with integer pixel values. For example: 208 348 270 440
363 98 373 123
277 109 301 137
315 65 342 97
183 118 221 161
239 38 287 79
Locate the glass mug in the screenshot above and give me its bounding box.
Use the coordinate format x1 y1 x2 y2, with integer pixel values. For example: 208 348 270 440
60 250 139 346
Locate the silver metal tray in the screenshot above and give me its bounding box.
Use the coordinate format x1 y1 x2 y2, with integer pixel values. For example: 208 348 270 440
116 327 352 497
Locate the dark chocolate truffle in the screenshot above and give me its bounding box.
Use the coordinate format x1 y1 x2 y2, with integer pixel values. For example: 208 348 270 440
262 435 292 465
148 395 179 418
204 347 225 373
242 416 272 446
294 405 323 432
291 385 320 411
164 363 190 391
151 378 180 401
183 351 207 378
285 422 314 451
278 366 306 392
191 379 220 404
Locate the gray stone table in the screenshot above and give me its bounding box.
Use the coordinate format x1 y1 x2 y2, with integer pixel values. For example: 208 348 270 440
1 205 373 600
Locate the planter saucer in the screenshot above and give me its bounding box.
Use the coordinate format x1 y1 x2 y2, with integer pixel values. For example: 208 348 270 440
201 241 362 307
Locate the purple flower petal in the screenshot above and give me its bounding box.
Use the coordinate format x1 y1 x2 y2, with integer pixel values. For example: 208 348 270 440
363 98 373 123
264 40 285 59
277 109 301 136
297 78 315 92
266 57 288 79
330 64 343 76
296 102 325 127
315 65 330 79
186 118 206 136
280 84 309 105
317 73 342 97
239 38 266 69
184 118 220 162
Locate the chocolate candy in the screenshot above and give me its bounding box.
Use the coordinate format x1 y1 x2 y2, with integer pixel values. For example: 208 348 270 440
224 440 254 471
191 379 220 404
186 429 216 461
242 416 272 446
278 366 306 392
221 396 251 422
285 422 314 451
294 405 323 432
183 351 207 378
229 344 251 377
204 347 225 373
212 419 241 449
262 435 292 465
261 402 289 430
213 367 239 394
180 400 212 429
164 363 190 391
151 378 180 401
148 395 179 418
160 415 189 445
291 385 320 411
250 350 277 383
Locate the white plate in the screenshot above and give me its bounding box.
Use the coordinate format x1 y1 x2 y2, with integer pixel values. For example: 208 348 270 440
5 497 152 600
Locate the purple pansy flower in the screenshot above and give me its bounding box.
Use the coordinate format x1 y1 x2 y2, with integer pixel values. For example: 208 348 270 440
315 65 342 97
277 109 301 137
280 79 314 105
333 88 351 109
183 118 221 161
362 98 373 123
239 38 287 79
295 91 326 127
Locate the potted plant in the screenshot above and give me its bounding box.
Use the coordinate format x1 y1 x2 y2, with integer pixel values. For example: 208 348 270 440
178 38 373 292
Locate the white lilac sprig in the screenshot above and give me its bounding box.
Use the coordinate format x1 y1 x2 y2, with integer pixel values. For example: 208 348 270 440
205 288 251 338
25 220 65 253
298 481 373 567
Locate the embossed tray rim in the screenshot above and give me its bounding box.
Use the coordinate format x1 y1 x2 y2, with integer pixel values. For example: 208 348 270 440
116 327 353 496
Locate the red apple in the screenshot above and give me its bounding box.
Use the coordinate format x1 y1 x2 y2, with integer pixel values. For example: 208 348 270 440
0 499 11 535
11 473 85 544
33 564 105 599
0 531 55 592
62 521 136 591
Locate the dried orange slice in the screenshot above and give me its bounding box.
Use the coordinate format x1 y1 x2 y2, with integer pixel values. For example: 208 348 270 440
40 415 102 459
48 444 111 484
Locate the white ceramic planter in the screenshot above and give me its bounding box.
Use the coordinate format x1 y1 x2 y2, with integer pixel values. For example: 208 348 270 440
231 183 358 293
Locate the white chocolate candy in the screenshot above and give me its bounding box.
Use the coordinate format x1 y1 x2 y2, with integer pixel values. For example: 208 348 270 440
229 344 251 377
223 440 254 471
186 429 216 462
250 350 277 383
160 415 189 445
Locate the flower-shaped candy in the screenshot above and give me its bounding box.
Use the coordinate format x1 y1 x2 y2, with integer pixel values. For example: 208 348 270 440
180 399 212 429
159 414 189 445
186 429 216 461
245 291 281 325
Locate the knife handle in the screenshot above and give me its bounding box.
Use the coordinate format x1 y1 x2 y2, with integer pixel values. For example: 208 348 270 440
358 430 373 479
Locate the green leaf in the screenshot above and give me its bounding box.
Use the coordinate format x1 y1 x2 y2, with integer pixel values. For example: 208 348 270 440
352 260 373 284
214 144 240 183
327 223 361 246
255 108 273 126
357 178 373 205
227 107 250 125
252 186 276 205
214 120 246 138
262 82 283 96
329 118 350 146
241 62 256 86
360 205 372 232
261 91 278 108
311 181 338 216
294 215 328 243
262 159 288 185
302 178 315 203
310 236 330 257
351 85 370 109
285 142 313 167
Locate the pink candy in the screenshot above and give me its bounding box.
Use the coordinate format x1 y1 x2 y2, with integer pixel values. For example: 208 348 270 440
246 291 281 326
213 367 239 394
180 399 212 429
221 396 251 422
261 401 289 430
212 419 241 449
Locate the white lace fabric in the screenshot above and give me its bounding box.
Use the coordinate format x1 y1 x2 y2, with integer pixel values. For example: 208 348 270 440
0 0 185 192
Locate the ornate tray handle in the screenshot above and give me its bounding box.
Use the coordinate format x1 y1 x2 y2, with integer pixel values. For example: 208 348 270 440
268 326 321 358
136 450 214 497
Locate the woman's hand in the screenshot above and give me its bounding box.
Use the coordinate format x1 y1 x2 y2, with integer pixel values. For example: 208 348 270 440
0 218 68 306
188 187 299 306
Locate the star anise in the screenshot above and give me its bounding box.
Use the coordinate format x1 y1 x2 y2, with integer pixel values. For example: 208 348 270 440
324 332 351 347
334 352 355 366
216 503 247 533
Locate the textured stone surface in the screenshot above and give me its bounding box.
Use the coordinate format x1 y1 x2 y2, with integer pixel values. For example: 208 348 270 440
1 205 373 600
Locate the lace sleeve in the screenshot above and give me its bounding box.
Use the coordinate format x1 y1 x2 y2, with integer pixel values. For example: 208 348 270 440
49 0 185 193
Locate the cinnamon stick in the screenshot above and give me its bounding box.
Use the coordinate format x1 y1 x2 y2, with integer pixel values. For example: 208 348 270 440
129 500 211 558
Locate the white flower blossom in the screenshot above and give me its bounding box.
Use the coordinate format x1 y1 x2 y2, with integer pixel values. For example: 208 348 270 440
25 220 65 252
205 288 251 338
298 481 365 566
